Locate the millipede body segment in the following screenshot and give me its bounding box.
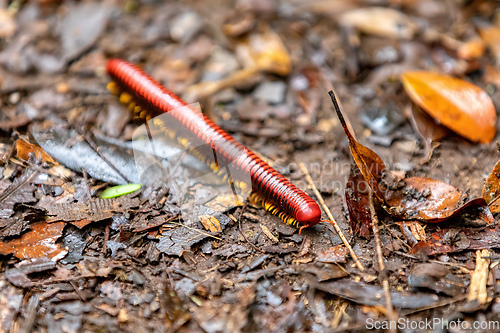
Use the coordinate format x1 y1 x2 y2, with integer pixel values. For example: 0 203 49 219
106 58 322 227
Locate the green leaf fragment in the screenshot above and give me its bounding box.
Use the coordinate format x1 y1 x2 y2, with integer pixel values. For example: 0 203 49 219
100 184 142 199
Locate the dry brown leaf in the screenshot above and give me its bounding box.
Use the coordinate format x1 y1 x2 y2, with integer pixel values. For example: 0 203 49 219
401 71 497 143
236 24 292 75
410 225 500 255
338 7 417 39
345 165 372 238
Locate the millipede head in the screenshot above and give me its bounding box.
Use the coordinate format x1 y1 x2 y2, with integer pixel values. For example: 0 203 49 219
295 202 322 227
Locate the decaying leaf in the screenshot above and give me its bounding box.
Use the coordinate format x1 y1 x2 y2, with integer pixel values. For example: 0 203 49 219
42 196 139 222
410 224 500 256
401 71 497 143
408 263 466 296
199 215 222 232
338 7 417 39
0 221 67 260
482 160 500 213
156 226 208 256
5 258 56 287
385 177 462 221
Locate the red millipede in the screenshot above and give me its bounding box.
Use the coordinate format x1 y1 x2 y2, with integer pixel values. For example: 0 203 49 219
106 58 322 229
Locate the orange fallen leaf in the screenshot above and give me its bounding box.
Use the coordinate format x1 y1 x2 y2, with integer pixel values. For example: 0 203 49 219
0 221 67 260
482 160 500 213
401 71 497 143
16 138 56 164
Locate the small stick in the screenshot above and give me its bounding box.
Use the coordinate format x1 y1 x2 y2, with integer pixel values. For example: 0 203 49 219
369 188 397 329
298 163 364 271
19 294 39 333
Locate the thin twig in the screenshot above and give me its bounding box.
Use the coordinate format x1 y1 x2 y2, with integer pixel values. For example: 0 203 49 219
0 167 36 203
368 188 397 330
238 205 265 253
298 162 364 271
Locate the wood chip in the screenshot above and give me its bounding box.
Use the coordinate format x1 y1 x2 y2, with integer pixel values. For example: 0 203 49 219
468 249 491 304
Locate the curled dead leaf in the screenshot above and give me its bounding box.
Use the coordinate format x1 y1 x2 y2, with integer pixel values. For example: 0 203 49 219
401 71 497 143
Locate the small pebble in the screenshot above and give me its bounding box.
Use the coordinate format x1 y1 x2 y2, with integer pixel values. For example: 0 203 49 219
9 92 20 104
253 81 286 105
170 12 203 44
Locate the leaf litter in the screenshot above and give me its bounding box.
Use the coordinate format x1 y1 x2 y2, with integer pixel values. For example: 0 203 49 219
1 0 500 332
